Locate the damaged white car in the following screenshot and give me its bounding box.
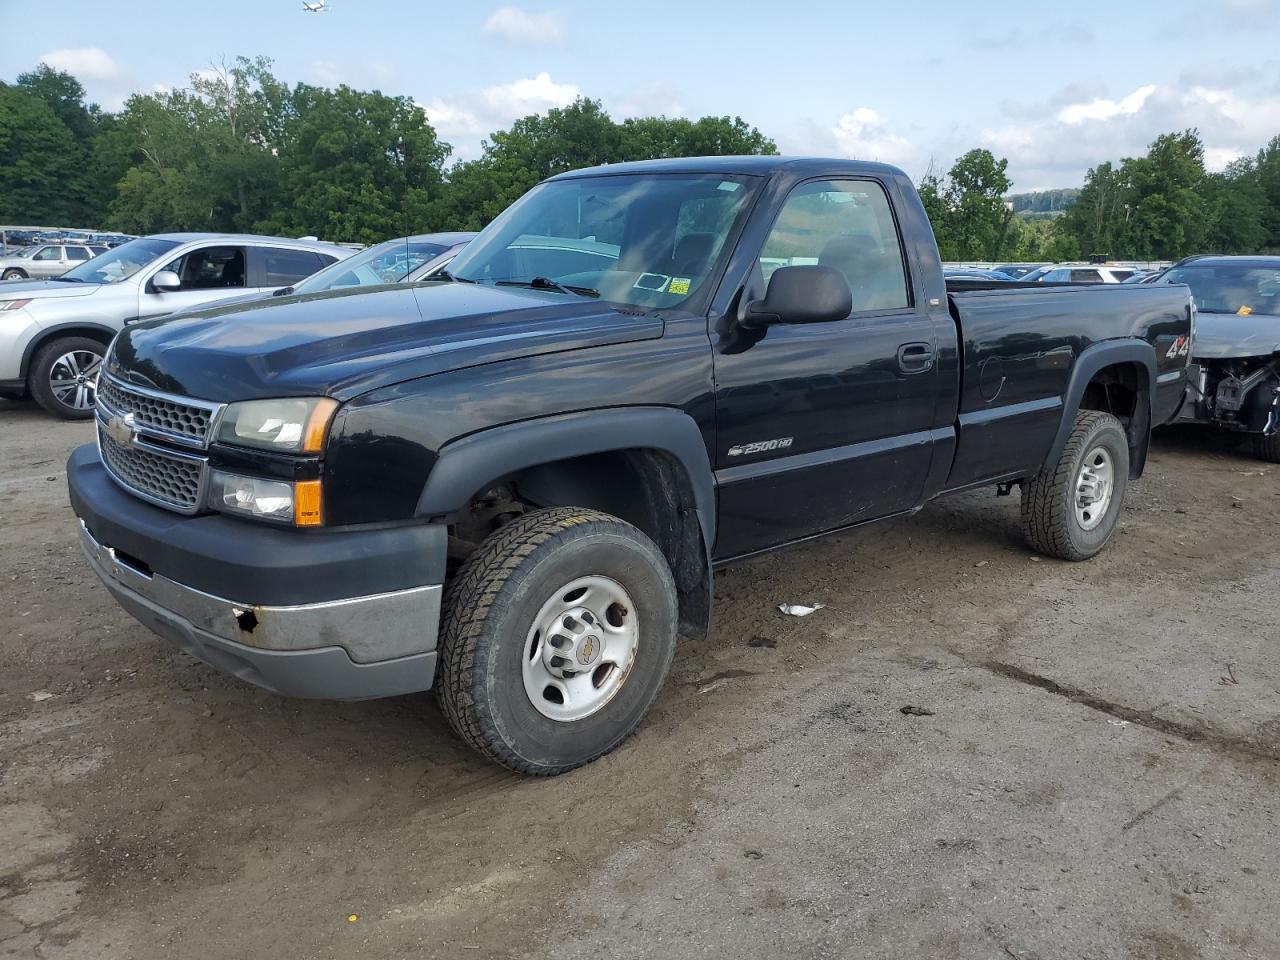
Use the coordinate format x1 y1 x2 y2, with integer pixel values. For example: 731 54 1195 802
1164 256 1280 462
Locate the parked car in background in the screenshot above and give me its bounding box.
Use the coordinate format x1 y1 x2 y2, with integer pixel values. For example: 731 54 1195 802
1163 255 1280 461
944 268 1017 281
184 233 477 311
303 232 474 289
0 233 352 418
994 263 1048 279
0 243 107 281
1030 264 1137 284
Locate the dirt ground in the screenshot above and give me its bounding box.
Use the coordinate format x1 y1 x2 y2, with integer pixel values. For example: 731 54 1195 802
2 396 1278 960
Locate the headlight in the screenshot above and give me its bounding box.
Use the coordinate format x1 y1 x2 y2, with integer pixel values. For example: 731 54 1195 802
208 471 323 526
216 397 338 454
0 299 31 311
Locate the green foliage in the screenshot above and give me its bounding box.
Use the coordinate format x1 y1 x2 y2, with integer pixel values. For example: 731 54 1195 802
0 82 91 224
918 150 1014 260
1008 188 1079 214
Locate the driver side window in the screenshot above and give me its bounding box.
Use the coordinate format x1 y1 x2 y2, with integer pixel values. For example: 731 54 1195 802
760 180 910 314
34 246 62 261
160 246 247 290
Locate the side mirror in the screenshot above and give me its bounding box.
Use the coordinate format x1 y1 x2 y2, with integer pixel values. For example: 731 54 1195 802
152 270 181 292
742 265 852 328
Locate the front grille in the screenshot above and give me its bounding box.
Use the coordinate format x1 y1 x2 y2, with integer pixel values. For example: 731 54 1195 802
97 376 216 445
98 425 204 512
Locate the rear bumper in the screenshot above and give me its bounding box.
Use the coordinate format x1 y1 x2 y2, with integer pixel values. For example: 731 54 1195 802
68 444 447 700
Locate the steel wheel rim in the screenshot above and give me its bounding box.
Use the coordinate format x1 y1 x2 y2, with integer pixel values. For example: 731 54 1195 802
521 575 639 722
48 349 102 411
1075 445 1115 531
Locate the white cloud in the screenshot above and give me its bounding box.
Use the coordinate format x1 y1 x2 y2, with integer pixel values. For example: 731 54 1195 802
424 72 580 159
1057 84 1157 124
481 6 564 44
608 82 687 119
980 80 1280 189
830 108 917 167
37 47 121 81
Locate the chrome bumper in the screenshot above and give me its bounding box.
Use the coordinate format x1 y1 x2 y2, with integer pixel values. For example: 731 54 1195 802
79 520 441 700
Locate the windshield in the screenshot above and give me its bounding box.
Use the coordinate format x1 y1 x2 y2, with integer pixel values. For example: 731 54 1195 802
293 238 451 293
1021 265 1055 282
59 237 180 284
447 173 759 310
1161 262 1280 315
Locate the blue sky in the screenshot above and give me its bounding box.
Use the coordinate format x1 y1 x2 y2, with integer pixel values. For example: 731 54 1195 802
2 0 1278 190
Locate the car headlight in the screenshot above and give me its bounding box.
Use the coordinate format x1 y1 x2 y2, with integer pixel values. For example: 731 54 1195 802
208 470 323 526
215 397 338 454
0 299 32 311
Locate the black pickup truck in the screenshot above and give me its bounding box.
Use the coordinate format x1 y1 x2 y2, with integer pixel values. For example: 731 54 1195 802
68 157 1193 774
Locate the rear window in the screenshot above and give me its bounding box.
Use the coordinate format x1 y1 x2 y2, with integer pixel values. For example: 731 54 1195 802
261 248 323 286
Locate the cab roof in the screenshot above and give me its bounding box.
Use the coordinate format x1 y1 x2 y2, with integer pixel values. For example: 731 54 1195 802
547 155 906 181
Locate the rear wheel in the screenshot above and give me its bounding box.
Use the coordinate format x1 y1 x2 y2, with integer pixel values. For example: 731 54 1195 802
437 507 678 775
1255 434 1280 464
1022 410 1130 561
28 336 104 420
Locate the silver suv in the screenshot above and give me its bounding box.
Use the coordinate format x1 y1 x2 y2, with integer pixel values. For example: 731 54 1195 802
0 243 109 281
0 233 351 418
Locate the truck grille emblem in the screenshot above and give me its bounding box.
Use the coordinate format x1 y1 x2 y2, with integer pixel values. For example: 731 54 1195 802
105 412 139 449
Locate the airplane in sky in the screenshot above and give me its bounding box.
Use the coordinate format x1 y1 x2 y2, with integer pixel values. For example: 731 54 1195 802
302 1 327 11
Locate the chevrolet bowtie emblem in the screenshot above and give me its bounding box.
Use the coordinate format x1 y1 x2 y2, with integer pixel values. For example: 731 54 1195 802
105 412 138 448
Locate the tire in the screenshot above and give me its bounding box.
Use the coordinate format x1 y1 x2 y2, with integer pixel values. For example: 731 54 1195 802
437 507 678 775
1255 434 1280 464
28 336 105 420
1 269 27 281
1022 410 1130 561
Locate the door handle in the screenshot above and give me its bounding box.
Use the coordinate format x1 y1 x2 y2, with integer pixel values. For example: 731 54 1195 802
897 342 935 373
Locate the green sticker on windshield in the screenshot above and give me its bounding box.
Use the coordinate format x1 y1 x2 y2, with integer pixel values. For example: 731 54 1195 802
669 277 691 295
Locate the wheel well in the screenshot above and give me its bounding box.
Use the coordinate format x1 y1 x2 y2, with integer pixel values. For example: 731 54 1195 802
455 449 712 642
1079 361 1150 477
23 326 115 381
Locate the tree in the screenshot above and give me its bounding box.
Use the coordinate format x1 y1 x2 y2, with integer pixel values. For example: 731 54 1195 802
0 83 90 224
917 150 1013 260
258 83 450 243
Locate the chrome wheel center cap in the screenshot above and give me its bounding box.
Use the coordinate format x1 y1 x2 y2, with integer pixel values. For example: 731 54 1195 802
576 634 602 667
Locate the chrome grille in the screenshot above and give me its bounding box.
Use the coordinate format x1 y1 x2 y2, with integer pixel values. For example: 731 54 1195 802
98 424 205 512
97 376 218 446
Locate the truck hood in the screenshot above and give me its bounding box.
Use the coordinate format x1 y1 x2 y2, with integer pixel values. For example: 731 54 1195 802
106 282 664 403
0 279 105 301
1192 311 1280 360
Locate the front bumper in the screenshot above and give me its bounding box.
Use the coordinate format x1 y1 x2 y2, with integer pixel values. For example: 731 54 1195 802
69 444 447 700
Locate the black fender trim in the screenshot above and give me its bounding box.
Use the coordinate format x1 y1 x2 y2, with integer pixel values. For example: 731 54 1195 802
416 406 717 550
19 321 118 381
1044 339 1155 476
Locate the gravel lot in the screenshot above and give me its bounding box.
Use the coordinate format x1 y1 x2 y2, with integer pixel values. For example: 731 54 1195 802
2 397 1278 960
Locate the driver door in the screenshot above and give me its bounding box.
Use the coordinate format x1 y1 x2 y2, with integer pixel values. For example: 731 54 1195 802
139 245 251 319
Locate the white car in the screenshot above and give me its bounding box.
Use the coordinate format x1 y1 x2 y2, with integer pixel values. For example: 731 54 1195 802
1026 264 1139 284
0 233 351 418
0 243 110 281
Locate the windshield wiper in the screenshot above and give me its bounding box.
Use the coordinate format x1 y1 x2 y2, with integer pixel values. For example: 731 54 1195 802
50 276 86 282
496 276 599 298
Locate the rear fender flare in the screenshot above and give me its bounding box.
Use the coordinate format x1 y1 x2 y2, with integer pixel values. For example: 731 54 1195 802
415 407 717 550
1045 340 1156 475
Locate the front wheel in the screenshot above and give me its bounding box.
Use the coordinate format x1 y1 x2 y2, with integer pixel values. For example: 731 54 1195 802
28 336 105 420
1255 434 1280 464
437 507 678 775
1022 410 1130 561
1 268 27 281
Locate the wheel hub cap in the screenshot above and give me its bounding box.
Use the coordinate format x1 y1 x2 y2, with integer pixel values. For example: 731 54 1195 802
48 350 102 411
1074 445 1115 531
522 576 638 722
